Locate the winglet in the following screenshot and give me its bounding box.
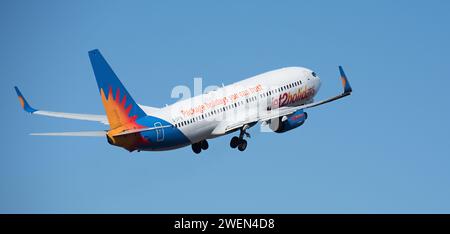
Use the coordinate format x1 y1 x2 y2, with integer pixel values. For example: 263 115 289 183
14 86 37 113
339 66 352 94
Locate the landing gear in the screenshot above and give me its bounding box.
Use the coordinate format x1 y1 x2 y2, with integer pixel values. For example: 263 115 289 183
237 139 247 151
192 139 209 154
201 139 209 150
230 125 250 152
230 136 240 148
191 143 201 154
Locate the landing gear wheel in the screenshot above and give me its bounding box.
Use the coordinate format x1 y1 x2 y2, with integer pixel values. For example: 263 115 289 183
192 143 202 154
201 140 209 150
230 136 240 148
238 139 247 151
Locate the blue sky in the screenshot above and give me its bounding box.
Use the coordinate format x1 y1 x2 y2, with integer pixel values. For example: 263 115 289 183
1 0 450 213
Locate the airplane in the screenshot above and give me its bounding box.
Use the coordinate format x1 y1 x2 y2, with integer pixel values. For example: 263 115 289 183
15 49 352 154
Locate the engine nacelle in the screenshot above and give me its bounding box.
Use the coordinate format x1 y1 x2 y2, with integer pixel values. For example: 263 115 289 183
269 110 308 133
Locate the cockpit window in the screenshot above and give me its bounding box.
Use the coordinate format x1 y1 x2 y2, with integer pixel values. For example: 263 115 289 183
312 72 317 77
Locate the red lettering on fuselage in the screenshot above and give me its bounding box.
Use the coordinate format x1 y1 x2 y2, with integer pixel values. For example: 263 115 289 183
273 86 315 108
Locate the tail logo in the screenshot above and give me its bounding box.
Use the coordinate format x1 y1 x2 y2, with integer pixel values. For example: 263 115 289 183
100 86 139 129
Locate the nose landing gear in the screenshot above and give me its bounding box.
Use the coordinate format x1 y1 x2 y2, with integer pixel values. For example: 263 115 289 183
230 125 250 152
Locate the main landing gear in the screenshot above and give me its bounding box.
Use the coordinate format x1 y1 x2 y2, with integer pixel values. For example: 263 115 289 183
230 125 250 152
191 139 209 154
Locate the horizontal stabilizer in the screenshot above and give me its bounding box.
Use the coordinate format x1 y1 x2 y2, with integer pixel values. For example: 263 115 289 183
112 125 172 137
30 131 106 137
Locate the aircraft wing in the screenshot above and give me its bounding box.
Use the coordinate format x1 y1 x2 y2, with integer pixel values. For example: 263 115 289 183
14 86 109 125
215 66 353 135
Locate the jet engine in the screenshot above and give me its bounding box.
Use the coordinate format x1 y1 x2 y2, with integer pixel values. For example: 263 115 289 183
269 109 308 133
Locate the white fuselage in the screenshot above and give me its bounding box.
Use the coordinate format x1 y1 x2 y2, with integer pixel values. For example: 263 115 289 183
143 67 321 146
